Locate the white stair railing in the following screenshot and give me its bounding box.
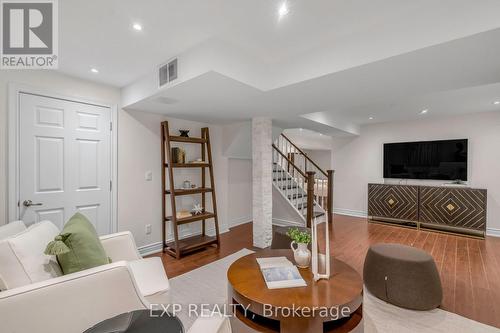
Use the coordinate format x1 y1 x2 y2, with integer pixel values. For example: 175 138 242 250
275 134 333 214
272 137 329 227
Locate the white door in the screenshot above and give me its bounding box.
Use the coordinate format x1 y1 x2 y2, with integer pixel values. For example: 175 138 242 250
19 93 112 235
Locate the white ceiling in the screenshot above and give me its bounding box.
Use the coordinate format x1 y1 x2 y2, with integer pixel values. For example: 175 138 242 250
283 129 334 150
128 27 500 135
60 0 500 87
57 1 500 134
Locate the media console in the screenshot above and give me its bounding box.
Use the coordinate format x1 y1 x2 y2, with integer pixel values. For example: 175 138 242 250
368 183 487 237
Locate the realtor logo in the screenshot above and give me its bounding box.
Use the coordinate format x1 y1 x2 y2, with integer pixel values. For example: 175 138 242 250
1 0 58 69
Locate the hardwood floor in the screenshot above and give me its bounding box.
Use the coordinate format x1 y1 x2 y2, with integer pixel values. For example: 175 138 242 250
150 214 500 329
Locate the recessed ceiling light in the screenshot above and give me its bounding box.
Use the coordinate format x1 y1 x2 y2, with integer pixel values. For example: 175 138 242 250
369 116 374 120
132 23 142 31
420 109 429 114
299 128 303 131
278 2 289 18
494 101 500 105
90 68 99 73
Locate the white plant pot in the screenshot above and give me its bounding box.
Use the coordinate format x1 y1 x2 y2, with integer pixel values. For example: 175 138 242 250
291 241 311 268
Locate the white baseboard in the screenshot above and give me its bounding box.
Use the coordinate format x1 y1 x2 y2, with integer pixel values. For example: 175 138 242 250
334 208 368 218
487 228 500 237
228 215 252 228
272 218 305 227
138 241 163 257
137 227 229 256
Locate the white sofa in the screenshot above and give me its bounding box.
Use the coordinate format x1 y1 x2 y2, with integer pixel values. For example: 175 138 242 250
0 221 231 333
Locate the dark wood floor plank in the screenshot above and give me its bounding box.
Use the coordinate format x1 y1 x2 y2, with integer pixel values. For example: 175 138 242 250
467 238 497 326
431 233 447 270
422 232 437 254
440 235 457 313
454 237 474 318
411 230 430 249
481 237 500 328
401 228 420 246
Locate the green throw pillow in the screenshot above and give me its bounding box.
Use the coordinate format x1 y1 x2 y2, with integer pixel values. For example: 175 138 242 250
45 213 111 275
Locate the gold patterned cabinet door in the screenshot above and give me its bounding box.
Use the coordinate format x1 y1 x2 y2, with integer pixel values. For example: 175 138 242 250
368 184 419 222
419 187 487 235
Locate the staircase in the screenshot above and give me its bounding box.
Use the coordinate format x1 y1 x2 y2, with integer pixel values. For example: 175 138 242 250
272 133 334 227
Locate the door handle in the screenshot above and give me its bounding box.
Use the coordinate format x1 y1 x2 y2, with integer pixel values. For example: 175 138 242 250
23 200 43 207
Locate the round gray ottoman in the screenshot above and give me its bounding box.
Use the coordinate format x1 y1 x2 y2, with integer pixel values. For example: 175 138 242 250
363 243 442 310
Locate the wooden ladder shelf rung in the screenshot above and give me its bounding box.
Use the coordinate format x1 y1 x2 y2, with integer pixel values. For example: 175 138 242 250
165 188 213 196
165 163 211 168
164 235 218 257
164 212 216 225
161 121 221 259
168 136 207 144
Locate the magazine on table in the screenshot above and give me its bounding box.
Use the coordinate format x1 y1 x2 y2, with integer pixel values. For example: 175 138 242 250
256 257 307 289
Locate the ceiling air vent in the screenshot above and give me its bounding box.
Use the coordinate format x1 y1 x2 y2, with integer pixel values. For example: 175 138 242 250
159 58 178 87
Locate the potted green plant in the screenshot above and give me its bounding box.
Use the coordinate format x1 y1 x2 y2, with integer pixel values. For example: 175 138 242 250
286 228 312 268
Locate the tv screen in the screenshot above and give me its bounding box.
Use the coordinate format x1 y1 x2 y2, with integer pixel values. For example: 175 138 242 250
383 139 468 181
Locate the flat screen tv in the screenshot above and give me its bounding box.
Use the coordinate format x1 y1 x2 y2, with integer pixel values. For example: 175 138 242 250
383 139 468 181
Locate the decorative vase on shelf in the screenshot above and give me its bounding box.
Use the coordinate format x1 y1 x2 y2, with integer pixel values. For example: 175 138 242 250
171 147 185 164
290 241 311 268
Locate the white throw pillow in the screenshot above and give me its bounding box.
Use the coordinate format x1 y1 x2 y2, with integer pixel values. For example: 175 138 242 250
0 221 62 289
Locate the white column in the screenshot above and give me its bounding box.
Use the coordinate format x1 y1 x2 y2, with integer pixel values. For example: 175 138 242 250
252 117 273 248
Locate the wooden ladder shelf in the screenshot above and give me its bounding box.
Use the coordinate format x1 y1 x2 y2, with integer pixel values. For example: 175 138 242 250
161 121 220 259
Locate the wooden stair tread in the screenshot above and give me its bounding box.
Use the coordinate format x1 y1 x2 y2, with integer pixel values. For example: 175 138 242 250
165 234 217 254
165 212 215 225
166 188 213 195
169 136 207 144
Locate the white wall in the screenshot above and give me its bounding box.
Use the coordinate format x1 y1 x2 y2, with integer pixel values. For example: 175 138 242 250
227 159 252 227
223 121 252 159
272 187 304 225
303 149 332 171
0 71 251 251
283 128 334 150
332 111 500 234
221 123 253 227
0 70 121 225
118 110 234 249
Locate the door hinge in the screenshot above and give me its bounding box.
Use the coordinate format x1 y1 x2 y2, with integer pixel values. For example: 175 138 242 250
110 122 113 131
110 180 112 191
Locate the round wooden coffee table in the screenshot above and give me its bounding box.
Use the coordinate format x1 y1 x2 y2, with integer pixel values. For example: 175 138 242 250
227 250 363 333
